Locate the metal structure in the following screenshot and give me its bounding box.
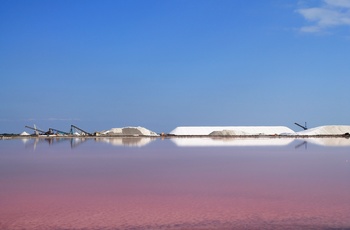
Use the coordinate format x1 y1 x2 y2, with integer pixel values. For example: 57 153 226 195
294 122 308 130
70 125 92 136
49 128 70 135
25 125 50 135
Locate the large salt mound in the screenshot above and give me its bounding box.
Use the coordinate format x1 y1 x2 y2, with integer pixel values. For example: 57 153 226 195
296 125 350 135
170 126 294 136
101 126 158 136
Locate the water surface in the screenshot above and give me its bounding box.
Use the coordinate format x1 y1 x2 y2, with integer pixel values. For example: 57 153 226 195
1 137 350 229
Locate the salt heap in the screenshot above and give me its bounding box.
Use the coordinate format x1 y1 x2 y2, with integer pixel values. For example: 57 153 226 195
20 131 30 136
101 126 158 136
296 125 350 135
170 126 294 136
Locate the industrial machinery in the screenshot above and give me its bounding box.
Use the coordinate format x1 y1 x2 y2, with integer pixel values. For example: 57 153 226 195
294 122 308 130
70 125 92 136
25 125 52 135
49 128 70 135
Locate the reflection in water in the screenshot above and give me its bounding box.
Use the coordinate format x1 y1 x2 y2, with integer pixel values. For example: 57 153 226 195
95 137 155 147
70 138 88 148
171 137 295 147
23 137 59 150
20 138 30 144
307 137 350 146
172 137 350 147
21 137 155 150
295 141 308 150
1 139 350 229
23 138 86 150
19 137 350 150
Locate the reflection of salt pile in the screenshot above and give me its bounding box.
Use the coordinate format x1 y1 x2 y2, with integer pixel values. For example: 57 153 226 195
170 126 294 136
307 138 350 146
296 125 350 135
172 138 294 147
21 138 30 144
98 137 154 147
101 127 158 136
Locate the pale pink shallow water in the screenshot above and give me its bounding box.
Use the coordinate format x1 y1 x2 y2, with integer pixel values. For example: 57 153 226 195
1 138 350 230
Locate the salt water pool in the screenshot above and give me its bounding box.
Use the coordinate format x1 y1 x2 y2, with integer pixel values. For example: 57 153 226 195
1 137 350 229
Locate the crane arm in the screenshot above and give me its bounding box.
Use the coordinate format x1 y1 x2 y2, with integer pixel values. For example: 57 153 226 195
49 128 70 135
70 125 92 136
25 126 46 134
294 122 307 130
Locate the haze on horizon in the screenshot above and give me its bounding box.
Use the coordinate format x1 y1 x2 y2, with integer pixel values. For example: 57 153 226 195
1 0 350 134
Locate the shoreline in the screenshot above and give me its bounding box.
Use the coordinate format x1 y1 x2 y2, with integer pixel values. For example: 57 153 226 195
1 134 350 140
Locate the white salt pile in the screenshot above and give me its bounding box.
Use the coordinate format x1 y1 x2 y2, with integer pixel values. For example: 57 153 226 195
296 125 350 135
101 126 158 136
20 131 30 136
170 126 295 136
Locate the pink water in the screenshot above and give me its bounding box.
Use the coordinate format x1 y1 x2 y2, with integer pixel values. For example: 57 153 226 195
1 138 350 229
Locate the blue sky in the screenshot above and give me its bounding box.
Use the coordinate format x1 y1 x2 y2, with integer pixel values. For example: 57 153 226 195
1 0 350 134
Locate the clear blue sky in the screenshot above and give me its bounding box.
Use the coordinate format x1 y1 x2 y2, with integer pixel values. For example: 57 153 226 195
1 0 350 134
